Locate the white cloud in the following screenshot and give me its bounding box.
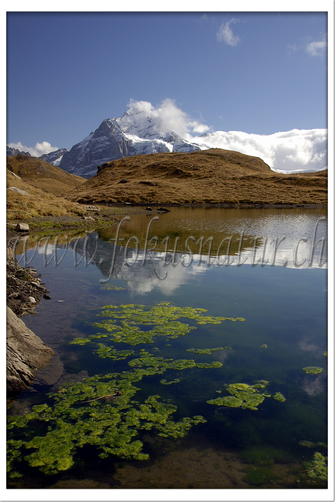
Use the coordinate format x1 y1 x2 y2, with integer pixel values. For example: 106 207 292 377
216 18 241 47
8 141 59 158
192 128 327 173
306 38 327 57
120 98 210 139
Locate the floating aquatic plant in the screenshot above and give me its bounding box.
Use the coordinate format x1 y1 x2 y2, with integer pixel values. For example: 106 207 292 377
95 344 135 360
90 303 244 346
70 337 92 345
303 366 323 375
260 344 268 349
8 300 243 478
100 284 125 291
186 347 224 355
196 362 223 369
323 351 327 357
207 381 276 411
299 440 327 449
160 378 181 385
7 369 206 477
302 452 327 486
273 392 286 402
127 351 197 374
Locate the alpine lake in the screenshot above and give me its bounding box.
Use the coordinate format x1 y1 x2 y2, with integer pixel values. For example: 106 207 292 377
7 206 328 490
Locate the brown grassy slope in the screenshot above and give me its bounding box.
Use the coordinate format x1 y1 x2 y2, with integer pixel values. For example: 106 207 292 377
6 156 87 220
66 148 327 205
7 155 85 196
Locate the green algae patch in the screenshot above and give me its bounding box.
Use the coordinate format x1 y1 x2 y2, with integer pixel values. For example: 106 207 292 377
273 392 286 402
100 283 125 291
186 347 224 355
260 344 268 349
70 337 92 345
196 362 223 369
299 440 327 449
302 452 327 487
160 378 181 385
303 366 323 375
208 396 244 408
95 344 135 360
8 300 242 478
323 351 328 357
7 369 206 477
207 381 278 411
90 303 243 346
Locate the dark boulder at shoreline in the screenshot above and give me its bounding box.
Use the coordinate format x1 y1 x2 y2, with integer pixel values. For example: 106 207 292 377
7 306 54 401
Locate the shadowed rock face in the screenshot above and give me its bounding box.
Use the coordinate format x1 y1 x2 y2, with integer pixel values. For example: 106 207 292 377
6 306 54 400
59 120 137 178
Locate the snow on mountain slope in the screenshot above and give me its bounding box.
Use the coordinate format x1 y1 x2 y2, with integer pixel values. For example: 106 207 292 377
39 148 69 166
59 107 201 178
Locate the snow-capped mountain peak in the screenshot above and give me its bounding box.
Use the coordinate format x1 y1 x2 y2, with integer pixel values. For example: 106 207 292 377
58 108 200 178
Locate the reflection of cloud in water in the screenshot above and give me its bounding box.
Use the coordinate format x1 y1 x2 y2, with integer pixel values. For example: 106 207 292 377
116 258 191 296
216 350 230 364
302 374 326 396
298 337 320 355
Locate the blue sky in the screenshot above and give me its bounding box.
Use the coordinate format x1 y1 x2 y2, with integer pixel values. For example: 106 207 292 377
7 10 328 154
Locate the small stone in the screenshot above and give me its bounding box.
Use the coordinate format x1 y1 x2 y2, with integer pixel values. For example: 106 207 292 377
15 223 29 232
28 297 36 303
31 281 42 288
146 206 152 211
43 294 51 300
8 186 30 196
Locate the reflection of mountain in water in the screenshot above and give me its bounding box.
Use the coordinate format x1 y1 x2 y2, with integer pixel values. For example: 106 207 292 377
11 208 327 296
68 232 216 295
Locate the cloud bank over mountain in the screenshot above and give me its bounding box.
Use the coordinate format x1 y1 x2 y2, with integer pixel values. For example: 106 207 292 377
192 128 327 173
7 141 59 158
123 100 327 173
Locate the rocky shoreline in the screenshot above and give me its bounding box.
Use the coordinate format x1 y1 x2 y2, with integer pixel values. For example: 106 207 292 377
6 245 54 403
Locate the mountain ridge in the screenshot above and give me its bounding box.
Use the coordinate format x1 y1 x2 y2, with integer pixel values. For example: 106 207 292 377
7 103 327 178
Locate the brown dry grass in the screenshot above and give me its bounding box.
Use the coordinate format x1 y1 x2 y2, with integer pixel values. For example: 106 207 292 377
6 169 87 220
66 149 327 206
7 155 85 196
6 155 87 220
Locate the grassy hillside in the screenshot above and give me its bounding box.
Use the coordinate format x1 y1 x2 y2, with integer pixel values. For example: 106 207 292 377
6 155 87 220
7 154 85 196
66 149 327 206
